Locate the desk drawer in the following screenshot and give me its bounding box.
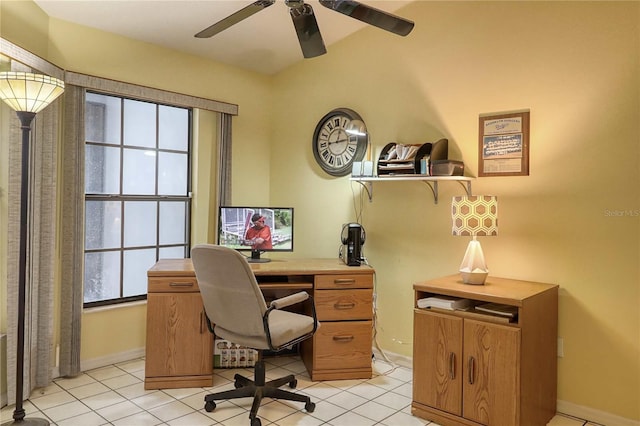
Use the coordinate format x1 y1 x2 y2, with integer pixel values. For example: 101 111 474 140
315 274 373 290
313 321 372 370
148 277 199 293
315 289 372 321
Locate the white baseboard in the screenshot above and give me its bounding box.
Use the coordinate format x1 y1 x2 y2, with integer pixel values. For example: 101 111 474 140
557 400 640 426
372 347 639 426
79 347 145 374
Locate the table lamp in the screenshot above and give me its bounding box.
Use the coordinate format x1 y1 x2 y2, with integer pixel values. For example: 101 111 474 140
451 195 498 285
0 71 64 426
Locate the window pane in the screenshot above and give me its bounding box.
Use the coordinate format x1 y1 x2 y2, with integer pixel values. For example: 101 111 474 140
85 201 121 250
86 93 121 144
124 201 157 247
123 148 156 195
84 251 120 303
159 105 188 151
123 249 156 297
158 152 188 195
123 99 156 148
159 202 186 245
159 246 187 259
85 145 120 194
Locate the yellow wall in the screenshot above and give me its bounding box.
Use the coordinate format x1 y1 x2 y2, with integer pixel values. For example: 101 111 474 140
1 0 638 422
271 1 639 421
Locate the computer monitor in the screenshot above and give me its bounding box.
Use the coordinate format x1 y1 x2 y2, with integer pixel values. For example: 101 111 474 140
217 206 294 263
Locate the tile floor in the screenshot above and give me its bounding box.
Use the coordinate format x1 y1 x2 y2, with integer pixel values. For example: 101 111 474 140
1 355 600 426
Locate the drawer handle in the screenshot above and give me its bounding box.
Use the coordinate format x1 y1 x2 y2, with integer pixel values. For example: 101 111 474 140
169 282 194 287
468 356 476 385
333 302 356 310
332 335 354 342
448 352 456 379
333 278 356 285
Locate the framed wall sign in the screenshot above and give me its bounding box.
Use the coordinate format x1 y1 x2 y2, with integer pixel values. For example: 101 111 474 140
478 110 530 177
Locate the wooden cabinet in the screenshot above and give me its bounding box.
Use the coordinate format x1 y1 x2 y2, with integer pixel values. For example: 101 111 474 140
412 275 558 426
145 258 374 389
301 273 374 381
144 276 213 390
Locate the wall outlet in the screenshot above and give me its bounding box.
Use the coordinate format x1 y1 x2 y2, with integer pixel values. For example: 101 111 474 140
557 337 564 357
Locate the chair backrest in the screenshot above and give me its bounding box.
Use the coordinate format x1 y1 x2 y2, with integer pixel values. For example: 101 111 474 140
191 244 268 338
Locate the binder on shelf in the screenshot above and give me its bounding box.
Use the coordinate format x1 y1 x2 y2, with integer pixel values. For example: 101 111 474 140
417 295 472 311
475 302 519 318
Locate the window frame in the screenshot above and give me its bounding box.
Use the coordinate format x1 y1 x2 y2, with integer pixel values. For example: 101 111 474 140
83 90 193 308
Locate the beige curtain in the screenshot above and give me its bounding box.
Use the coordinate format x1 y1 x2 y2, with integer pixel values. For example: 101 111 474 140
58 85 85 377
218 113 233 206
5 100 59 402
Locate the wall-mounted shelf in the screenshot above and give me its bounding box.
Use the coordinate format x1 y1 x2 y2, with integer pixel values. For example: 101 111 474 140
350 175 473 204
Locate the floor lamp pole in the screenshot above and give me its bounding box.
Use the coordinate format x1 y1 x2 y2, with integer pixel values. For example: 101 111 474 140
3 111 49 426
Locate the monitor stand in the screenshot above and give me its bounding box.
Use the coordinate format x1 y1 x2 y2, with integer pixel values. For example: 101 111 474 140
247 249 271 263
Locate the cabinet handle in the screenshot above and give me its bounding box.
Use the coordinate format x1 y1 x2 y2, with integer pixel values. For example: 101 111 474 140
448 352 456 379
332 335 354 342
333 278 356 285
200 311 204 334
334 302 356 310
468 356 476 385
169 282 194 287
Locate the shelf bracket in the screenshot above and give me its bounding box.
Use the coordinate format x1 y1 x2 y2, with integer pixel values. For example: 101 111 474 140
459 180 472 196
421 181 439 204
354 180 373 202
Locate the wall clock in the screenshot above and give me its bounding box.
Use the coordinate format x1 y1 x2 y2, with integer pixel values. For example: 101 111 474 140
312 108 368 177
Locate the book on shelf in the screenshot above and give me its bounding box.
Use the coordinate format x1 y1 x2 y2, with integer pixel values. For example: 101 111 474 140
475 302 519 318
417 296 473 311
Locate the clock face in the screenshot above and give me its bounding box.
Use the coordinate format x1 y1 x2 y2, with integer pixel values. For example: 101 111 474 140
312 108 368 177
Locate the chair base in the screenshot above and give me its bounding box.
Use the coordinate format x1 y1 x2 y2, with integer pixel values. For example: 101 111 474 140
203 354 315 426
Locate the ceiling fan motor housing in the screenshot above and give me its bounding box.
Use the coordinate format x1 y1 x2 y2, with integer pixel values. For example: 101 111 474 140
285 0 306 9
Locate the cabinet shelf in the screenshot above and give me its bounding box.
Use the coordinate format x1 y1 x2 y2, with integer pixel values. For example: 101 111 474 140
350 175 473 204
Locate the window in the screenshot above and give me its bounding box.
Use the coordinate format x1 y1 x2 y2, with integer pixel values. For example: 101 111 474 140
84 92 192 306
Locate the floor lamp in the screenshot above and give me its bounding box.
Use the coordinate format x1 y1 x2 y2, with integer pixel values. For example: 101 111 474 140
0 72 65 426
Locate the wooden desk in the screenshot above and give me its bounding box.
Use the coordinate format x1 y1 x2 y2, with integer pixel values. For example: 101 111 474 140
144 258 375 390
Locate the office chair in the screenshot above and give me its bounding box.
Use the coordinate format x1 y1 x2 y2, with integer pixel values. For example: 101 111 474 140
191 244 319 426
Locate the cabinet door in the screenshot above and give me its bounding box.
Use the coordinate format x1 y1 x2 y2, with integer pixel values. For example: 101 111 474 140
413 310 463 416
463 319 520 425
145 292 213 377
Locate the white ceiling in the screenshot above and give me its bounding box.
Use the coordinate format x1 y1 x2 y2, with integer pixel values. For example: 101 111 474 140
34 0 414 75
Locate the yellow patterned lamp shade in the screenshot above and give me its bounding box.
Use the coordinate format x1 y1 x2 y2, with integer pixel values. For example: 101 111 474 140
451 195 498 284
0 72 65 113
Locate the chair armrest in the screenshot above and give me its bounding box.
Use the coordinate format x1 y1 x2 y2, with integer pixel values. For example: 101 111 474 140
263 291 319 351
269 291 309 310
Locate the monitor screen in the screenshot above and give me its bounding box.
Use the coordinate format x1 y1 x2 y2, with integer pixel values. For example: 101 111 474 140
218 206 294 262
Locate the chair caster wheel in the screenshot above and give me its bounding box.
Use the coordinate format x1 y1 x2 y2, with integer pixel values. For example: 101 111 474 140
305 401 316 413
289 379 297 389
204 401 216 412
251 417 261 426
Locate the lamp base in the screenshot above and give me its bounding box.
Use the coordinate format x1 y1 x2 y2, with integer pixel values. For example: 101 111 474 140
1 417 50 426
459 270 489 285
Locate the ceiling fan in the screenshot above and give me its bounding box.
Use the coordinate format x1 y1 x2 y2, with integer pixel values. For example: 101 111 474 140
195 0 415 58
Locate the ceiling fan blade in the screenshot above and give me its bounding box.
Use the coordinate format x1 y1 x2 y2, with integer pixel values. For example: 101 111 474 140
319 0 414 36
195 0 276 38
290 4 327 58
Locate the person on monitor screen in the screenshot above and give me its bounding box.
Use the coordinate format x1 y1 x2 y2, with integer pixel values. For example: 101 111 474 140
244 213 273 250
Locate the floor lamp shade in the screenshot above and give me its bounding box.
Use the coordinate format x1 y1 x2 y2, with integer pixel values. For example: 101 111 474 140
451 195 498 285
0 72 65 113
0 71 64 426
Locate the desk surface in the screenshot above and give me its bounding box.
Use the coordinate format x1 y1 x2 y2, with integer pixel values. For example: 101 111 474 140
148 257 374 278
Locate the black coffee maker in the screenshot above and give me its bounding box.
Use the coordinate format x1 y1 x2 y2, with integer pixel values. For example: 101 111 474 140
341 223 365 266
